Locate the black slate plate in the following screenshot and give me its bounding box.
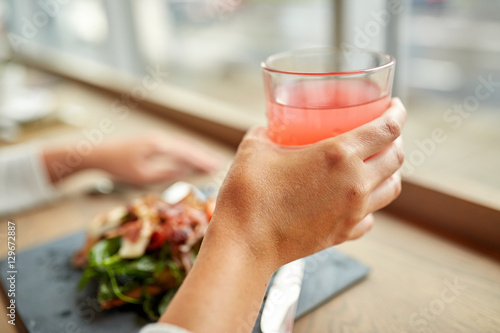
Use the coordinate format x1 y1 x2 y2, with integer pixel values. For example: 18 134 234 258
0 232 369 333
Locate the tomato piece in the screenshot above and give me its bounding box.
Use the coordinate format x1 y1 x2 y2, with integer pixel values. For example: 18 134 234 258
147 231 167 251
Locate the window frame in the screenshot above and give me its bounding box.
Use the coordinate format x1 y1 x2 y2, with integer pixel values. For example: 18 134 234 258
5 17 500 254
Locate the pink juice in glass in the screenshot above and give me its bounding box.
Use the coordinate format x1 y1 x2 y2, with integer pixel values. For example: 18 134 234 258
267 78 390 146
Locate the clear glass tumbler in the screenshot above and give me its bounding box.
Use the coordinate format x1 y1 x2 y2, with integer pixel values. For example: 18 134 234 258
262 47 395 146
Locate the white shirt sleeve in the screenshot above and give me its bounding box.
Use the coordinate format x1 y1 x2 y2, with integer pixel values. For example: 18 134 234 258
0 144 57 216
139 323 193 333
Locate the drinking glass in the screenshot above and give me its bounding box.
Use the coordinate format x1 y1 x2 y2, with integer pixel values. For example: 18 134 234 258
262 47 395 146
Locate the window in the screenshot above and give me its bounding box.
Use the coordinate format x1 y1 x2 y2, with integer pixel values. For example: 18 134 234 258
402 0 500 208
1 0 499 210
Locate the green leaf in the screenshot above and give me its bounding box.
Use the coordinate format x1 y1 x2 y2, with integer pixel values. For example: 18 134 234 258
103 253 122 266
113 256 158 278
78 267 99 290
97 280 114 303
96 274 139 304
166 261 184 285
143 292 160 321
82 236 185 313
159 243 172 262
107 268 142 304
89 237 121 267
158 288 178 315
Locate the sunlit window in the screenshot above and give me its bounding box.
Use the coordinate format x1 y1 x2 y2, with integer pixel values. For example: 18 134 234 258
1 0 499 206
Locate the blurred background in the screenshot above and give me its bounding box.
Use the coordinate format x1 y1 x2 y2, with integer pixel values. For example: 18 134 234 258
0 0 499 208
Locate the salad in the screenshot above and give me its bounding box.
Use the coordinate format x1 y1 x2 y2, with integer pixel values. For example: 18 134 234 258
73 183 215 320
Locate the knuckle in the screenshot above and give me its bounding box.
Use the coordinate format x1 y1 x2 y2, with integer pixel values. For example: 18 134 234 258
323 149 342 167
134 168 150 182
382 118 402 140
393 177 403 198
347 182 368 203
238 136 259 152
337 235 349 245
333 230 350 245
243 136 256 147
365 218 375 232
395 146 405 165
236 141 250 153
400 103 408 120
320 144 353 167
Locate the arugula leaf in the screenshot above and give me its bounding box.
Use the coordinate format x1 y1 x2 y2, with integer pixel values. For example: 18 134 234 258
106 268 142 304
165 261 183 285
142 292 159 321
142 286 178 321
96 274 139 304
159 243 172 262
78 267 99 290
80 235 187 318
112 256 159 278
97 280 114 303
158 288 177 315
103 253 122 266
89 237 121 267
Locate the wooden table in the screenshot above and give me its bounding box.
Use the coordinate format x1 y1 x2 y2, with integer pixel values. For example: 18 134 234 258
1 78 499 333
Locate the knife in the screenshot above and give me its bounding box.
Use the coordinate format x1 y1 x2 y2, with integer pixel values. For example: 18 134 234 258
261 258 305 333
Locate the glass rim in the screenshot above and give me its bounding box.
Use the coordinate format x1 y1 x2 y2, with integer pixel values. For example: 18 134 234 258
261 47 395 76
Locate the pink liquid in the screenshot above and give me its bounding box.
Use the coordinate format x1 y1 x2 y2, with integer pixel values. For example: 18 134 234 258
267 79 390 145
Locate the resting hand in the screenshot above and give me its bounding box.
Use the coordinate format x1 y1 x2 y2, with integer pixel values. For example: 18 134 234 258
44 132 221 185
88 132 221 185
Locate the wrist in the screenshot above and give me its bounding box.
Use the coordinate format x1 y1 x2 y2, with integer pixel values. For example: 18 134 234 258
81 145 106 171
159 215 277 331
203 215 279 278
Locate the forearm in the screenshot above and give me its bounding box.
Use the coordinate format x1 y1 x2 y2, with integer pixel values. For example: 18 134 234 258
159 219 276 333
42 146 103 183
